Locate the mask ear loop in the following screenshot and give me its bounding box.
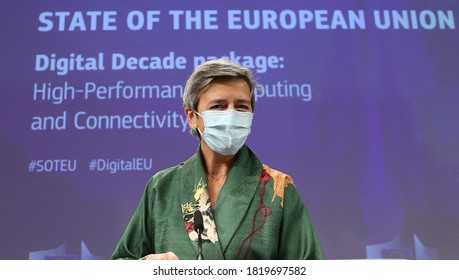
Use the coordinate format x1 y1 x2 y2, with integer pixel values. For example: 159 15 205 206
192 111 203 138
186 93 201 137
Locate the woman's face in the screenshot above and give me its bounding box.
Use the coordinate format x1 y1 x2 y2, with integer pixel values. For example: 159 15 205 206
186 78 252 133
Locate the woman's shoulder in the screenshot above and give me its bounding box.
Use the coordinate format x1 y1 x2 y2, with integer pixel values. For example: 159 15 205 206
262 164 294 185
145 153 197 189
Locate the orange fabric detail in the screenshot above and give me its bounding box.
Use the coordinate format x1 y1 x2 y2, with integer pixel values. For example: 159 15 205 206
262 164 294 207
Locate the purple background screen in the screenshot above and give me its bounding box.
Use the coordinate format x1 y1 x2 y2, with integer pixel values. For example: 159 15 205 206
1 1 458 259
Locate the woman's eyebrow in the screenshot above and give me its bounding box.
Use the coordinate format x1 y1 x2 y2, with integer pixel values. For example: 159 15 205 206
207 99 228 104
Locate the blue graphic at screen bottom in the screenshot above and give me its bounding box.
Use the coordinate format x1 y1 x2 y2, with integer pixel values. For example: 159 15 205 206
366 234 438 259
29 241 104 260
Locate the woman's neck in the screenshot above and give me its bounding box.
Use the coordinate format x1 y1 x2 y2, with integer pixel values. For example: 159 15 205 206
200 142 238 206
200 142 235 177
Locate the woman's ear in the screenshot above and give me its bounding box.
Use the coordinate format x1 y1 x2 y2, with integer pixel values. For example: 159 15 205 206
185 107 197 129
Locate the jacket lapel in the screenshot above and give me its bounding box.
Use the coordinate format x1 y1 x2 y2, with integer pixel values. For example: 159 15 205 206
212 146 262 255
180 147 225 259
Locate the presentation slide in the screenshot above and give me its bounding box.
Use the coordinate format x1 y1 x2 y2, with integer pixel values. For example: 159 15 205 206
1 0 458 259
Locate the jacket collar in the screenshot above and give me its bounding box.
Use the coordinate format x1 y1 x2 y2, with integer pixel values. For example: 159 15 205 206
180 145 262 258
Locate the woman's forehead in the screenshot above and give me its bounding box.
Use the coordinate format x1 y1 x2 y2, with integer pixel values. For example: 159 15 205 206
200 78 250 99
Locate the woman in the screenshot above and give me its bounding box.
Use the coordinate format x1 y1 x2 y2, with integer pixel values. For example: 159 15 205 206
111 59 323 260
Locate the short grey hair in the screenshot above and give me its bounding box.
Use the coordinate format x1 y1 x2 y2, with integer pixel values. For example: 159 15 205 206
183 59 257 112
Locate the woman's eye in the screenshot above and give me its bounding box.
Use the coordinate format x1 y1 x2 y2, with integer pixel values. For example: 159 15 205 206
210 104 223 110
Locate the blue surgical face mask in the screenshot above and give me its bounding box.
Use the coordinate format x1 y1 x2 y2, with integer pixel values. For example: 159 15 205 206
195 109 254 156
